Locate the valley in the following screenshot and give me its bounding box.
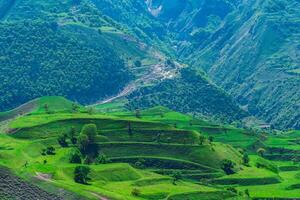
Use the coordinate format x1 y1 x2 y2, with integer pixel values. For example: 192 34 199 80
0 0 299 199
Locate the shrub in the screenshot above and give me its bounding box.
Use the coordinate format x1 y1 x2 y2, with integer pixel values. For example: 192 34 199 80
41 149 47 156
81 124 97 143
245 189 250 197
257 148 266 157
77 124 99 157
70 151 82 164
134 159 146 169
134 60 142 68
199 135 206 145
74 166 91 184
227 187 238 194
68 127 78 145
77 134 89 154
58 134 68 147
131 188 141 196
208 136 214 143
44 146 56 155
172 171 182 185
95 154 110 164
221 159 236 175
243 153 250 166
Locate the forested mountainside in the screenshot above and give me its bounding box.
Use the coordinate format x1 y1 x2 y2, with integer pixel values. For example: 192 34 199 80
0 0 132 111
127 68 247 122
0 22 131 111
92 0 299 129
0 1 300 200
183 0 300 129
147 0 300 129
0 0 298 128
0 0 248 123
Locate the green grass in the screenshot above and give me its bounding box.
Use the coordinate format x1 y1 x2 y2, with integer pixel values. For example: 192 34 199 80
0 106 243 199
0 132 230 200
1 100 299 199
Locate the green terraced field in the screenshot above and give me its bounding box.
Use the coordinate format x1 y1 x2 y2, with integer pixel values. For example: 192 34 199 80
0 98 299 199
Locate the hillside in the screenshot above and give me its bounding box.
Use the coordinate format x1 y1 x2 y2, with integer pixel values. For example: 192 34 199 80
0 20 131 111
0 98 299 199
151 0 300 129
0 98 243 200
0 0 250 124
127 68 247 122
90 0 300 129
185 0 300 129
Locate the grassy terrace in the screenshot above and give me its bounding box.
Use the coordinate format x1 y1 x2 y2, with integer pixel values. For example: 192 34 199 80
0 98 299 199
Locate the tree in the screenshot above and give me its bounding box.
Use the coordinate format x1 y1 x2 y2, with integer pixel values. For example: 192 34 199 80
221 159 236 175
135 109 141 118
134 158 146 169
46 146 56 155
134 60 142 68
227 187 237 194
160 110 164 118
199 135 206 145
128 122 133 136
243 153 250 166
68 127 77 145
245 189 250 198
74 166 91 184
87 107 95 115
172 171 182 185
81 124 97 144
208 136 214 143
166 59 175 67
257 148 266 157
77 124 99 158
58 134 68 147
77 134 89 154
131 188 141 196
95 154 110 164
72 103 80 113
70 151 82 164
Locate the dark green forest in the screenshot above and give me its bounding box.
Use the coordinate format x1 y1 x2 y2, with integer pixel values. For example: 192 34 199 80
0 21 131 111
127 68 247 122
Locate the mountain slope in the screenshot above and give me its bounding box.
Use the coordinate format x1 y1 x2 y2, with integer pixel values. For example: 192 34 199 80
124 0 300 129
185 0 300 129
127 68 247 122
0 0 248 124
0 21 131 111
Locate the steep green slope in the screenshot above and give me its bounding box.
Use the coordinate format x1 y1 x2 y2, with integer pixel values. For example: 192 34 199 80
0 21 131 111
127 68 247 122
0 98 245 200
90 0 300 129
0 0 248 124
186 0 300 129
0 96 77 122
1 97 300 199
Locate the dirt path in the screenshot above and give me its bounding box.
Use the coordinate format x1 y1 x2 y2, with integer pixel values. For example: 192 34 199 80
35 172 54 183
90 192 110 200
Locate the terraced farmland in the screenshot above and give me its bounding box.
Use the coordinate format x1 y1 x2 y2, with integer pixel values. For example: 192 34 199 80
0 98 299 199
